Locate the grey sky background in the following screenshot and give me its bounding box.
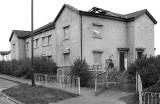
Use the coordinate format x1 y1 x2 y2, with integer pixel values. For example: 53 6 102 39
0 0 159 54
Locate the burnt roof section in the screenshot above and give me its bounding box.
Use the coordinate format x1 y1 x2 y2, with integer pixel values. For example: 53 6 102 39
80 7 157 24
9 4 157 41
9 30 31 42
88 7 125 18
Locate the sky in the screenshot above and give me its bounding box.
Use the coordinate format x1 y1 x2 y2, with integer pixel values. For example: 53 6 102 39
0 0 160 54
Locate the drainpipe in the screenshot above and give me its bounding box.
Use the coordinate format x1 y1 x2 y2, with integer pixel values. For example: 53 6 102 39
80 13 83 61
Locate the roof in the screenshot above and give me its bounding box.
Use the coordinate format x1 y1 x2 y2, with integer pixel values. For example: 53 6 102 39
0 51 11 55
125 9 157 24
53 4 79 23
9 30 31 42
9 4 157 41
79 7 157 24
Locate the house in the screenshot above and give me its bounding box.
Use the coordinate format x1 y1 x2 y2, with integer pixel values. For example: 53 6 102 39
0 51 11 61
9 4 157 72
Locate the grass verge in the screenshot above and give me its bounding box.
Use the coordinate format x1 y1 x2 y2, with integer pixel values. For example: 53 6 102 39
119 93 139 104
2 84 79 104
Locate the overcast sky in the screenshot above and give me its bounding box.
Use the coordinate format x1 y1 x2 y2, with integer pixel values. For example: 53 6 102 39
0 0 160 54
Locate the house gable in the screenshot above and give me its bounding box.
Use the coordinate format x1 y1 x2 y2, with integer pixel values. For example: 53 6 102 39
53 4 79 23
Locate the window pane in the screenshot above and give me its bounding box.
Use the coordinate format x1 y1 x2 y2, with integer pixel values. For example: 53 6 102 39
63 26 70 40
92 24 103 39
137 51 143 59
42 37 45 46
64 53 70 65
48 35 51 44
93 52 102 64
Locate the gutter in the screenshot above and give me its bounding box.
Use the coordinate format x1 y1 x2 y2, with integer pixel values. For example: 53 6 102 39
80 13 83 60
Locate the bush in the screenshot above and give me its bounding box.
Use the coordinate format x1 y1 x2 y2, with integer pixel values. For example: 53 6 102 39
0 57 57 79
34 57 57 74
70 58 91 87
127 55 160 88
107 68 123 82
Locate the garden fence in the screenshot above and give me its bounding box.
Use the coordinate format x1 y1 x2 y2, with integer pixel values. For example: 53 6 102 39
142 92 160 104
34 73 80 95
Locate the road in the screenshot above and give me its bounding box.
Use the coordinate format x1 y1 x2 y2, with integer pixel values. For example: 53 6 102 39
0 78 18 104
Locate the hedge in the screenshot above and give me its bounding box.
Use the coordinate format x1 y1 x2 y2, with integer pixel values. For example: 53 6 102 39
0 57 57 79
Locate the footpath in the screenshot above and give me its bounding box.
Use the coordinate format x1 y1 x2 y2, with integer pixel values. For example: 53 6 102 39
0 74 132 104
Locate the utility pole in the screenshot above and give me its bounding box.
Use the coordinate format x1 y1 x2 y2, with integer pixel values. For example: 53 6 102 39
31 0 35 86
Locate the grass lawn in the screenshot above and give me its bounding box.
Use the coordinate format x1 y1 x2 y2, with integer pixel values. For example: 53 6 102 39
2 84 79 104
119 93 139 104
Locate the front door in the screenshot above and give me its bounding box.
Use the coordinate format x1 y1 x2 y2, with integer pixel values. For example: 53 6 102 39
119 51 125 72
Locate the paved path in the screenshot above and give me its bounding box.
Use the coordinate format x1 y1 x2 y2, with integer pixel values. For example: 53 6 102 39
0 74 133 104
51 88 132 104
0 78 18 104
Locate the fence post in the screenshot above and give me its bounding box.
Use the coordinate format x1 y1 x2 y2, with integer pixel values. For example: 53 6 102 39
34 74 36 83
45 74 47 87
136 71 138 92
78 77 80 94
60 75 62 88
95 74 97 96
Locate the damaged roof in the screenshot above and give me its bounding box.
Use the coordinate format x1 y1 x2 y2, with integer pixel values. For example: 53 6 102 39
9 4 157 41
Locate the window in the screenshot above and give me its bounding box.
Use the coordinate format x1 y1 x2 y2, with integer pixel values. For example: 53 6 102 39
137 51 143 59
136 48 144 59
93 51 102 65
42 37 45 46
35 39 39 48
26 42 29 57
92 23 103 39
26 42 29 50
63 53 70 65
63 25 70 40
47 35 52 45
47 56 52 61
12 44 15 52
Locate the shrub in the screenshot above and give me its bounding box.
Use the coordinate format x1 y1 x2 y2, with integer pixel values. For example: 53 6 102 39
70 58 91 87
127 55 160 88
0 57 57 79
34 57 57 74
107 68 123 82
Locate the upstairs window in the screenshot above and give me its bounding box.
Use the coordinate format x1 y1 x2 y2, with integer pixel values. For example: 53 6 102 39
42 37 45 46
92 23 103 39
12 44 15 52
26 42 29 57
35 39 39 48
26 42 29 50
47 35 52 45
63 25 70 40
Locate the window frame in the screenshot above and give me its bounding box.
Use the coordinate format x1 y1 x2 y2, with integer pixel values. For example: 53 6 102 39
93 51 103 65
92 23 103 39
63 25 70 40
12 44 15 52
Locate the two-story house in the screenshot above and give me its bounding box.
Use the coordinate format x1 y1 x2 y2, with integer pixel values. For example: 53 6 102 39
9 4 157 72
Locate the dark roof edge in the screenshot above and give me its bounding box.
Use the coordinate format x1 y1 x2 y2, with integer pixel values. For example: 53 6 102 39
145 10 157 24
9 31 14 42
24 26 55 39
